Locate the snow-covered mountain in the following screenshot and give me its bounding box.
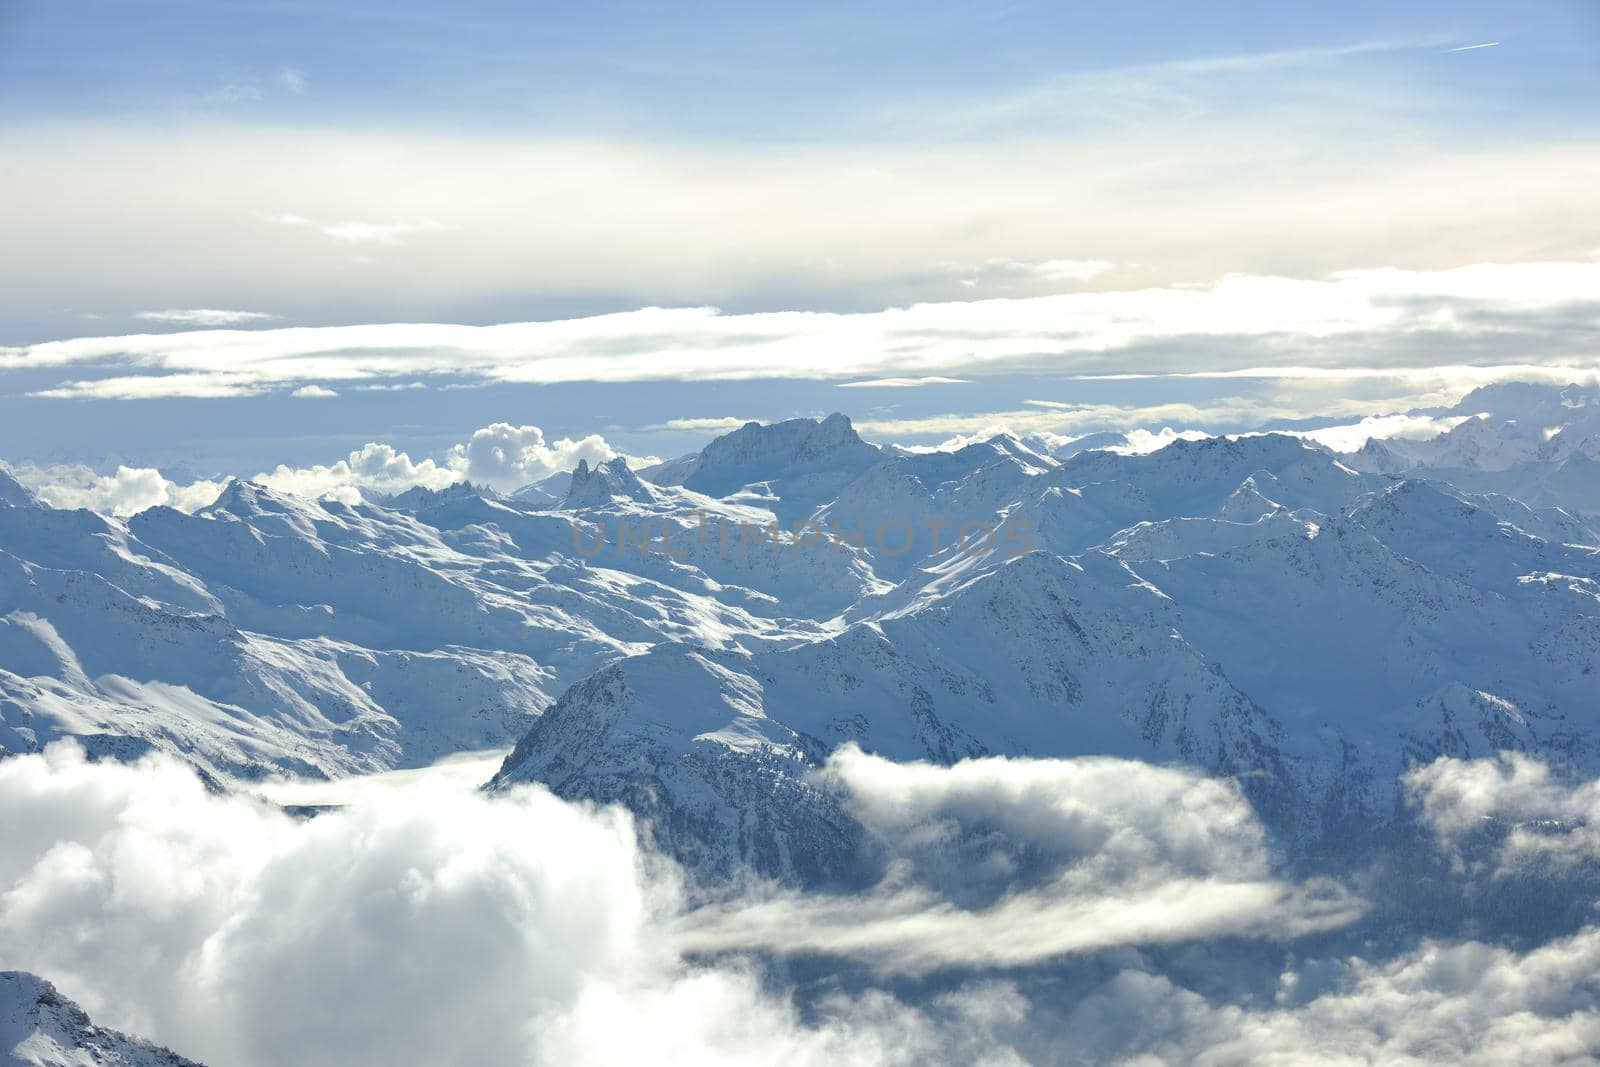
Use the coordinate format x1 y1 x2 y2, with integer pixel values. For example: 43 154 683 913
645 414 883 519
1341 381 1600 517
0 972 201 1067
4 389 1599 894
0 457 862 781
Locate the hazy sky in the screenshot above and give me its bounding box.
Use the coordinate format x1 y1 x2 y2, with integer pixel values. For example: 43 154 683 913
1 1 1597 473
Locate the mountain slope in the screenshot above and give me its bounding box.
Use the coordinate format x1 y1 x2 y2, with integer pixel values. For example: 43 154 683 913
0 972 201 1067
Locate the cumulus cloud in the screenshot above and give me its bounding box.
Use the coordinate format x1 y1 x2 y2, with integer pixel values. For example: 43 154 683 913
11 463 225 517
0 743 1050 1067
253 424 656 502
253 443 459 503
0 741 647 1067
9 423 652 515
290 384 338 398
676 748 1362 974
7 743 1600 1066
8 261 1600 400
441 423 637 492
135 309 278 327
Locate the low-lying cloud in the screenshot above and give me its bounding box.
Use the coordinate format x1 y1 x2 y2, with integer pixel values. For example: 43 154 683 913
675 748 1363 974
5 743 1600 1065
1407 754 1600 872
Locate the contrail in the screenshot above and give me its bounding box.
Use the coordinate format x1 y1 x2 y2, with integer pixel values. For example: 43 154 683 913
1443 42 1500 53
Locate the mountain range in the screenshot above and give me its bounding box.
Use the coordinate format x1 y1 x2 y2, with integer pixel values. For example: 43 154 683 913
3 383 1599 894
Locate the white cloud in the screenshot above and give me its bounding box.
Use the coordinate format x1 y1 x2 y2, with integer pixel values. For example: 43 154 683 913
253 442 458 503
1112 427 1214 454
1291 412 1473 452
352 381 428 392
135 309 278 327
1073 363 1600 386
4 110 1598 347
7 742 1600 1067
263 213 446 247
277 68 308 94
10 423 651 515
1032 259 1115 282
0 742 1068 1067
915 414 1464 460
444 423 646 491
7 260 1600 401
645 417 754 433
1406 754 1600 872
290 384 338 398
0 742 651 1067
836 377 970 389
675 748 1362 975
11 463 225 517
255 423 655 501
1047 926 1600 1066
854 401 1243 442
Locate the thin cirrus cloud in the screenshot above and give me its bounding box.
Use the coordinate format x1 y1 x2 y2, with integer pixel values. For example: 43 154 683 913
7 259 1600 402
4 116 1597 345
260 212 447 246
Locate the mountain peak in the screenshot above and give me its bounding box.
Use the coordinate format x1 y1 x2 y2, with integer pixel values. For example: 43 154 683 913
561 457 657 509
0 462 41 509
206 478 287 516
383 480 489 512
0 970 202 1066
201 477 332 539
679 413 881 503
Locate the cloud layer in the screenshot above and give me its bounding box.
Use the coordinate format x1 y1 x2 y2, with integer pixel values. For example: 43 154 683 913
1407 754 1600 872
8 745 1600 1064
6 260 1600 401
677 748 1360 973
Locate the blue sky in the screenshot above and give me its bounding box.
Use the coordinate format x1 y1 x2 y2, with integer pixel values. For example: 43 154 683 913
5 1 1594 138
1 1 1597 490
